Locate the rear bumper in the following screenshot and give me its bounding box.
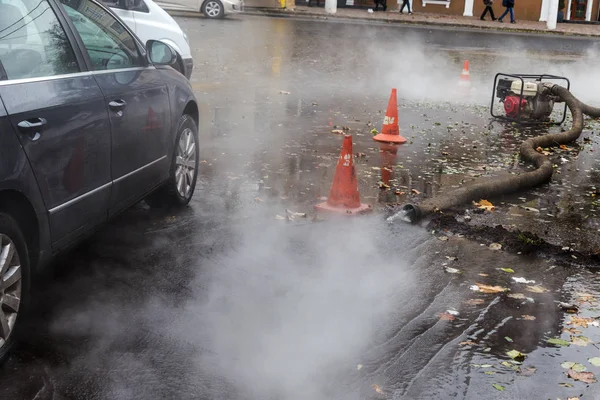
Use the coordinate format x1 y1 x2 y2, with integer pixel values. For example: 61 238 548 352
182 57 194 80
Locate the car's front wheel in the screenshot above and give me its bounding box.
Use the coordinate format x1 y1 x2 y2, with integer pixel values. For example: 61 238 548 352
0 213 29 363
203 0 225 18
146 114 199 208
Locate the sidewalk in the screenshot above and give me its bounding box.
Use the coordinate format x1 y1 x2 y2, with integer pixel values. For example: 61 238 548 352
243 5 600 37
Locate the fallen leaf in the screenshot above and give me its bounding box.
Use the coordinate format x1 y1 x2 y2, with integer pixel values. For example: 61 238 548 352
571 336 591 347
492 383 505 391
439 236 449 241
411 189 421 195
446 309 459 316
478 273 489 277
568 369 597 384
526 285 549 293
504 336 513 343
561 362 586 372
519 367 537 377
459 341 477 346
331 129 344 134
465 298 485 305
500 267 514 273
567 397 580 400
485 371 496 375
473 199 495 211
395 190 406 195
521 314 536 320
445 267 461 274
439 312 455 321
357 364 363 370
559 382 574 387
567 316 595 328
563 327 582 334
490 243 503 251
536 146 551 156
590 357 600 367
279 90 290 95
475 283 507 294
560 144 573 150
507 350 526 362
508 293 534 302
501 361 520 370
372 384 384 394
275 215 286 220
512 277 536 284
547 337 570 347
379 182 390 189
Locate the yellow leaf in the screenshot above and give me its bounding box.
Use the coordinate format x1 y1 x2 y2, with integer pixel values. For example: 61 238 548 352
411 189 421 195
522 315 536 321
464 299 485 305
526 285 549 293
473 199 495 211
372 384 384 394
475 283 507 294
567 316 595 328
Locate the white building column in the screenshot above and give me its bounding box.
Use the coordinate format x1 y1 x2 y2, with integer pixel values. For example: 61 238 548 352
325 0 336 13
539 0 549 21
547 0 559 29
566 0 572 20
586 0 594 20
463 0 474 16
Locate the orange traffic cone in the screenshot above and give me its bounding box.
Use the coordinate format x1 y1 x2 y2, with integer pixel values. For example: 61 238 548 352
459 60 471 89
315 135 372 215
373 89 407 144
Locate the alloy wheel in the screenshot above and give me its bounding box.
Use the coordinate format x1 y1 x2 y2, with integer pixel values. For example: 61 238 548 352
0 234 21 348
205 1 222 17
174 128 197 199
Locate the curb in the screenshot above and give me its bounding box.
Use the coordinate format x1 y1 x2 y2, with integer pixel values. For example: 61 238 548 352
241 8 600 38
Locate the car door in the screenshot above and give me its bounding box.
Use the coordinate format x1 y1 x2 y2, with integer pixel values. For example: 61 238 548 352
0 0 111 250
59 0 171 216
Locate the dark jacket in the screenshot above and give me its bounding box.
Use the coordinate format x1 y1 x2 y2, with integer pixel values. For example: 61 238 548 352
502 0 514 6
483 0 493 5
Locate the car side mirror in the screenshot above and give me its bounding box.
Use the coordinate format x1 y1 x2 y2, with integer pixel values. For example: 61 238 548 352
146 40 177 66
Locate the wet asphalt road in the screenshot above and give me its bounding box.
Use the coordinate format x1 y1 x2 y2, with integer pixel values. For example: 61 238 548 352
4 16 600 400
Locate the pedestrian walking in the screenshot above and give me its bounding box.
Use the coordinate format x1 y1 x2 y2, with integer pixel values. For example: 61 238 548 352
480 0 496 20
399 0 412 14
498 0 515 23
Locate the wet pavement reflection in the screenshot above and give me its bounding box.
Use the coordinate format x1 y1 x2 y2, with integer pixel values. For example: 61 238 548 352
3 16 600 400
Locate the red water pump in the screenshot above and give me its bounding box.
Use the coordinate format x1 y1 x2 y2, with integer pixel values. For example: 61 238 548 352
491 74 569 124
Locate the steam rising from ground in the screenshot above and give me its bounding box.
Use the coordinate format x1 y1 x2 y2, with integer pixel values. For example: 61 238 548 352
178 215 420 399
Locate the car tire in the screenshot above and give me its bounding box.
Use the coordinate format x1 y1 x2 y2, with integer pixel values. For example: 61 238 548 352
146 114 199 208
0 213 30 364
202 0 225 18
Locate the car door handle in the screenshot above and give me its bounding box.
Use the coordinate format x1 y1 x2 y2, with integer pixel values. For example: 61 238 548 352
17 117 46 140
108 99 127 112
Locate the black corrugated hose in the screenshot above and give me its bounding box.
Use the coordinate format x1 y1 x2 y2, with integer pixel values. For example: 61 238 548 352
400 84 600 223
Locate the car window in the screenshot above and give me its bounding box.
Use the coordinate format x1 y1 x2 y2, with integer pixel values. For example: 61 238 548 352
100 0 148 12
0 0 79 80
59 0 143 70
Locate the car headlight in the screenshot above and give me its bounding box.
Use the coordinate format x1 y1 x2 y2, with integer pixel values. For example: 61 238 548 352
183 32 189 45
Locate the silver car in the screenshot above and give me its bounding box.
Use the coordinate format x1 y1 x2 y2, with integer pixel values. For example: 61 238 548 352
156 0 243 18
